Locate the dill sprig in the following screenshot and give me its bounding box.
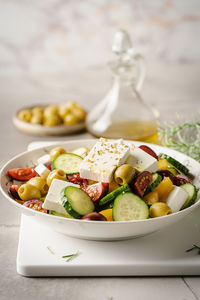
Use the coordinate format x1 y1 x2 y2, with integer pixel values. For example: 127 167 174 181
62 251 79 262
186 244 200 254
159 121 200 162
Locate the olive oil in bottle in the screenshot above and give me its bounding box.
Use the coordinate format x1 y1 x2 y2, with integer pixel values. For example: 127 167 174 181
86 30 159 143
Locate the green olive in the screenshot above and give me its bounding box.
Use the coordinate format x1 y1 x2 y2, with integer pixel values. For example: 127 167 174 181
18 184 41 201
63 113 79 125
50 147 66 161
18 109 32 122
32 106 43 114
149 202 172 218
114 164 136 185
43 114 62 126
72 107 86 121
30 112 43 125
28 177 49 196
58 104 71 118
43 105 59 117
47 169 66 186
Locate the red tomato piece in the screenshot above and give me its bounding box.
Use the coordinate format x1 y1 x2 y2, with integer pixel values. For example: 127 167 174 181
23 200 47 213
133 171 153 198
67 173 88 188
139 145 158 160
172 174 191 186
7 166 37 181
84 183 108 203
10 185 21 200
45 162 52 171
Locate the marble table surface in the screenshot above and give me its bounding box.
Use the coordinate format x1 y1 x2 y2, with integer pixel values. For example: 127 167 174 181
0 63 200 300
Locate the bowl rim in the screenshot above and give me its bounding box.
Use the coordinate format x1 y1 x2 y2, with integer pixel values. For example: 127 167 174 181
1 138 200 225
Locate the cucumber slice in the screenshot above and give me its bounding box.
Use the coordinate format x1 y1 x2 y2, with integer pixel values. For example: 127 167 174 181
49 210 74 219
99 184 131 207
113 192 149 221
52 153 83 175
61 186 95 217
180 183 197 210
144 173 162 195
158 154 189 175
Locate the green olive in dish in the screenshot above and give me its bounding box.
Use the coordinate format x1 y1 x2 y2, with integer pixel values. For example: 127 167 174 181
114 164 136 185
32 106 43 114
43 105 59 117
18 109 32 122
30 112 43 125
18 184 41 201
47 169 66 186
63 113 80 125
43 114 62 126
28 177 49 196
149 202 172 218
73 106 86 121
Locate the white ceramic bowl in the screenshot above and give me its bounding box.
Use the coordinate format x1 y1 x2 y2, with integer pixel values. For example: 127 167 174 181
1 139 200 241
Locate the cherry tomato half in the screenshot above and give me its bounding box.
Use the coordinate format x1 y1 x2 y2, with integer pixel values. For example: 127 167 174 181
45 162 52 171
83 182 108 203
67 173 88 188
139 145 158 160
10 185 21 200
23 200 47 213
133 171 153 198
172 174 191 186
8 166 37 181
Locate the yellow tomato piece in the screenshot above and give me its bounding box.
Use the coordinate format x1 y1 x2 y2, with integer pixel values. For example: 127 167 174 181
143 190 159 205
100 209 113 221
108 181 120 193
158 158 168 170
154 177 174 202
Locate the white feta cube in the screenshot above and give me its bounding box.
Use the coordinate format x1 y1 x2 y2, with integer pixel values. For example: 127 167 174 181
38 154 50 165
79 138 130 182
35 163 50 179
126 147 158 173
165 186 188 213
42 179 80 214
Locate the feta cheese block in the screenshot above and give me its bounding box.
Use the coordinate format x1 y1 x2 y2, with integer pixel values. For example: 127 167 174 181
165 186 188 213
42 179 80 215
79 138 130 183
35 163 50 179
38 154 50 165
126 147 158 173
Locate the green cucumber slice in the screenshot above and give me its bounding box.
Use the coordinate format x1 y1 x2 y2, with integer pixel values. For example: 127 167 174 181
112 192 149 221
158 153 189 175
49 210 74 219
144 173 162 195
99 184 131 207
61 186 95 217
180 183 197 210
52 153 83 175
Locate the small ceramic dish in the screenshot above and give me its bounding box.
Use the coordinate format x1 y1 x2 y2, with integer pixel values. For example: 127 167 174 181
13 105 85 136
1 140 200 241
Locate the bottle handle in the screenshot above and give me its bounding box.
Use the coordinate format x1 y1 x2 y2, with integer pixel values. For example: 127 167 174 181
134 54 146 92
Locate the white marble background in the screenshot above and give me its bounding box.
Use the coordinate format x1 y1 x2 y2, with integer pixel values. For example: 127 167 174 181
0 0 200 75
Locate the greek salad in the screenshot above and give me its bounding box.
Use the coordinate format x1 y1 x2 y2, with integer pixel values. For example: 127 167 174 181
7 138 198 221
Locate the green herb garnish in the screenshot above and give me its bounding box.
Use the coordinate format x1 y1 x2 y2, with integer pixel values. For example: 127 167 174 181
62 251 79 262
159 121 200 162
186 244 200 254
46 246 55 254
